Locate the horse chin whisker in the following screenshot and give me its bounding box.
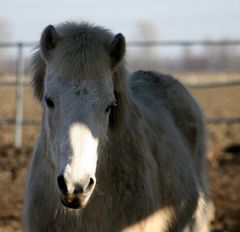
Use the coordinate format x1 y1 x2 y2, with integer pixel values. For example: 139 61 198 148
53 204 59 219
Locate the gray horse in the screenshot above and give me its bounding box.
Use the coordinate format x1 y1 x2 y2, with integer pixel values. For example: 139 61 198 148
24 21 209 232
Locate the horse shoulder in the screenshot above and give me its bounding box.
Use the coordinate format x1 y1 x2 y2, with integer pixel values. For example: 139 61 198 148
129 71 206 230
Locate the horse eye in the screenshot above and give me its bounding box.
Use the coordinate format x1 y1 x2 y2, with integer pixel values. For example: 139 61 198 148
45 97 55 108
105 102 117 113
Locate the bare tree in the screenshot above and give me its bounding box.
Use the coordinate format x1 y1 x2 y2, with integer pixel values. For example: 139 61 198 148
0 18 11 42
128 21 161 71
0 18 12 74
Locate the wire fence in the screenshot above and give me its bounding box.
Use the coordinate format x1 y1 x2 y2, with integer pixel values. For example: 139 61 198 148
0 40 240 148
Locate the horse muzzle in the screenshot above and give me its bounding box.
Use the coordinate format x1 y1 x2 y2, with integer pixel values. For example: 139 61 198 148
60 193 88 209
57 175 95 209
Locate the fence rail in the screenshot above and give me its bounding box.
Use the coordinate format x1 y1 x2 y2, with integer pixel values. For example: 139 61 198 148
1 40 240 48
128 40 240 47
2 79 240 88
1 40 240 148
0 42 36 48
2 117 240 126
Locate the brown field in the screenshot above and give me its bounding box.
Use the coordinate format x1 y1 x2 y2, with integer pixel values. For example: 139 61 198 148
0 72 240 231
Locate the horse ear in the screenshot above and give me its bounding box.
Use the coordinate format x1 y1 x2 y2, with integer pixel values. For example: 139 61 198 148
40 25 58 60
110 33 126 69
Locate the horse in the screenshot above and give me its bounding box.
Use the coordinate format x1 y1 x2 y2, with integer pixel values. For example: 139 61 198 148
24 21 209 232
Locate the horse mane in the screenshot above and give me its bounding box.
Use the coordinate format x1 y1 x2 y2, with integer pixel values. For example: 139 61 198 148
31 21 130 134
31 49 46 100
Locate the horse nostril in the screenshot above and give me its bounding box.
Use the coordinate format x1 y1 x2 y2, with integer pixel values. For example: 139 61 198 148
57 175 68 195
89 177 94 186
73 177 95 194
86 177 95 191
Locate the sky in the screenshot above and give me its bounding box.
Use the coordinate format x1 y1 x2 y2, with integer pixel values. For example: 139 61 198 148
1 0 240 43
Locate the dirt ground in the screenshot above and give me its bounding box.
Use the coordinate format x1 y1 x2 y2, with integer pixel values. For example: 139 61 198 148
0 74 240 231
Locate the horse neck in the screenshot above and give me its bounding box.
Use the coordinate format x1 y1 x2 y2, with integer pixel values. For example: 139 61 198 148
97 66 146 189
111 64 141 135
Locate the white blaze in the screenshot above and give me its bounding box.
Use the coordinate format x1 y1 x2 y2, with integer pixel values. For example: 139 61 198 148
63 123 98 191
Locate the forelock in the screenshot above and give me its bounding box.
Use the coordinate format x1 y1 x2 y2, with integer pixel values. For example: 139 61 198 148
31 21 122 101
50 22 114 77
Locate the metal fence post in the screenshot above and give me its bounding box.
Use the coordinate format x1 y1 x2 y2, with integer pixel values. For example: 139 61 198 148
14 43 24 148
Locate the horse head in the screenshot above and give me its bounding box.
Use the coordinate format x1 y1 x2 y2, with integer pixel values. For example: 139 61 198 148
32 22 126 209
